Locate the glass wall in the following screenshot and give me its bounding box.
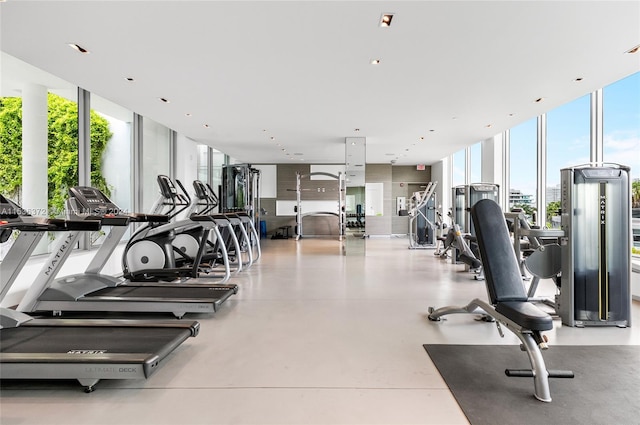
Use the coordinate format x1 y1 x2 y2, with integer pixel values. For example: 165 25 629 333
603 72 640 255
509 118 537 215
469 142 481 183
142 117 172 213
92 95 133 213
197 145 209 184
603 72 640 182
0 54 79 255
210 149 226 211
546 94 590 227
452 150 465 187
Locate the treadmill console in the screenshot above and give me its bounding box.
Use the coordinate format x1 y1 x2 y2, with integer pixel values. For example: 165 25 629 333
0 195 20 219
69 186 121 216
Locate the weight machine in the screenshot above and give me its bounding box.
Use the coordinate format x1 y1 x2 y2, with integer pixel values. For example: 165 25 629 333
408 181 438 249
557 163 631 327
293 172 346 241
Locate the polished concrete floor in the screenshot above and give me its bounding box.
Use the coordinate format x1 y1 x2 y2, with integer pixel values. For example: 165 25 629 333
1 236 639 425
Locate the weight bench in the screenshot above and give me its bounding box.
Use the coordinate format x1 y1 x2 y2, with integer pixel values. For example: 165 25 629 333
428 199 572 402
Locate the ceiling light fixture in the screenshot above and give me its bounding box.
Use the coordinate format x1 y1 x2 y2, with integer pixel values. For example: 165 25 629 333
380 14 394 27
68 43 90 54
185 113 192 117
573 77 584 82
159 97 170 103
370 59 381 65
625 44 640 54
354 128 360 132
203 124 209 128
534 97 544 103
125 77 135 82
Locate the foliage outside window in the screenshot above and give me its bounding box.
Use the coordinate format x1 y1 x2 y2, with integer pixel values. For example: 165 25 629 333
0 93 111 215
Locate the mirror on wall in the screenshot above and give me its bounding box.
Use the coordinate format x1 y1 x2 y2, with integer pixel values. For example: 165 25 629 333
345 137 366 234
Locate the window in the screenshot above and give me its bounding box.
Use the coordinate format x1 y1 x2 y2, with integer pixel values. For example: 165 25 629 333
92 95 133 214
469 142 481 183
603 72 640 257
509 118 537 216
142 118 172 213
546 94 590 227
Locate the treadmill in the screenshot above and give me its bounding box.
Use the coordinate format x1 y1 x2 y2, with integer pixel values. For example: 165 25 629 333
16 187 238 318
0 195 199 392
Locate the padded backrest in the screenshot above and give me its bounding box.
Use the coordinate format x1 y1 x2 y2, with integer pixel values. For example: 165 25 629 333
471 199 527 303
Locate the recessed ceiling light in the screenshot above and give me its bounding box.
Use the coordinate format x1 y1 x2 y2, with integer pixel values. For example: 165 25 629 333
354 128 360 132
508 113 515 117
185 113 192 117
380 14 394 27
159 97 170 103
125 77 135 82
573 77 584 82
534 97 544 103
370 59 381 65
68 43 90 54
203 124 209 128
486 124 492 128
270 136 275 140
429 129 435 132
625 44 640 54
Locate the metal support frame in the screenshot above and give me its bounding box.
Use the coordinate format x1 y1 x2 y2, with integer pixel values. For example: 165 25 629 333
294 172 346 241
428 298 557 402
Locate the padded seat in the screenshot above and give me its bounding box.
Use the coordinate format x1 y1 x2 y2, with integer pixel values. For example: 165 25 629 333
495 301 553 331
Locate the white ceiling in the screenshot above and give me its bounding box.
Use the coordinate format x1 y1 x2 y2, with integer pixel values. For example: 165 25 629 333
1 1 639 166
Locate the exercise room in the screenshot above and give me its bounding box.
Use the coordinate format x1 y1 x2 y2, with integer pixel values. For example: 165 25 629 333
1 2 639 424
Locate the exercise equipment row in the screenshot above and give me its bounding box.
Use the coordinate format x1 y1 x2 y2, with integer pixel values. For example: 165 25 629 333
0 177 263 392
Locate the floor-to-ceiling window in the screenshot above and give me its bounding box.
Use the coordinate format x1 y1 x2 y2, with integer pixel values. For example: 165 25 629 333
603 72 640 252
0 54 79 256
509 118 537 217
142 117 172 213
91 95 133 243
546 94 590 227
469 142 481 183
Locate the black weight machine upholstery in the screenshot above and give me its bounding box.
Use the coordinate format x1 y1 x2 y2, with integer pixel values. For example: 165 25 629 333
428 199 572 402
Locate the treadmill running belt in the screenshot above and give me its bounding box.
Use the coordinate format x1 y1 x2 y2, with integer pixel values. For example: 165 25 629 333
1 326 190 359
88 285 233 300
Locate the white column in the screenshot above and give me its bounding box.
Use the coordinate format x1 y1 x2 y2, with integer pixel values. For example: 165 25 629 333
21 84 48 253
481 134 504 207
431 157 450 215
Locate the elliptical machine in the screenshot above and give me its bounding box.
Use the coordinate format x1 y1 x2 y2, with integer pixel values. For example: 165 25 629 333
123 176 235 282
437 209 482 272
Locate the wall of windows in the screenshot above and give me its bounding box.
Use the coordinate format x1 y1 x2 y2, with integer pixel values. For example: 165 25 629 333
141 117 172 213
93 95 133 214
509 118 537 216
546 94 590 227
469 142 481 183
603 72 640 182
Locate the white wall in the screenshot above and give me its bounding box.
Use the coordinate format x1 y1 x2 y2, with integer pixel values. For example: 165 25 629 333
254 164 277 198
